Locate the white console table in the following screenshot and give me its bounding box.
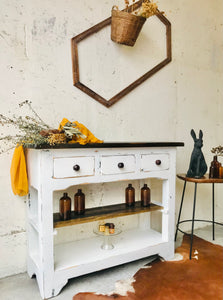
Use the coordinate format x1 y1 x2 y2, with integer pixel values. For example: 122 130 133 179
26 142 183 298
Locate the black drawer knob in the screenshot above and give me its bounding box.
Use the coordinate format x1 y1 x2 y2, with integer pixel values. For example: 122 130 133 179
73 164 80 171
118 162 124 168
155 160 161 166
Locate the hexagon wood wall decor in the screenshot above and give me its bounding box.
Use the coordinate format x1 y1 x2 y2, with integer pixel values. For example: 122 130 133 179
71 0 171 108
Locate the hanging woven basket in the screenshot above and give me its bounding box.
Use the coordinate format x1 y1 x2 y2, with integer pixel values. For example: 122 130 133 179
111 6 146 47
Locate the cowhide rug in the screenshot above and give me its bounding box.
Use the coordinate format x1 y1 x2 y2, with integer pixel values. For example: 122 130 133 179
73 235 223 300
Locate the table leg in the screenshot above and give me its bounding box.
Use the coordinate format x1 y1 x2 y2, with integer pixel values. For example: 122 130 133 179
175 181 187 241
212 183 215 240
190 182 197 259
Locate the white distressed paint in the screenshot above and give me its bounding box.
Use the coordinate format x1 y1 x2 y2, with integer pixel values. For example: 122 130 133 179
25 146 177 298
0 0 222 281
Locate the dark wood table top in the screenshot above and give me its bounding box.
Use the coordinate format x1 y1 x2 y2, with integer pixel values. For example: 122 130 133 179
177 174 223 183
25 142 184 149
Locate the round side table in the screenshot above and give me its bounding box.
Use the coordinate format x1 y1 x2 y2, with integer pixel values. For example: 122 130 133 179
175 174 223 259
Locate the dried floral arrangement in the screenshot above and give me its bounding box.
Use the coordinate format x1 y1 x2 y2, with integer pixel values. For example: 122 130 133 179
0 101 85 154
211 146 223 157
122 0 160 18
111 0 164 47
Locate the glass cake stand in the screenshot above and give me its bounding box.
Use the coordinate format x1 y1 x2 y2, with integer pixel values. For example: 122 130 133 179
93 228 122 250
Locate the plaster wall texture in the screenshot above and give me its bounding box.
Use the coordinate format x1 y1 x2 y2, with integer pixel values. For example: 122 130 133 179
0 0 222 278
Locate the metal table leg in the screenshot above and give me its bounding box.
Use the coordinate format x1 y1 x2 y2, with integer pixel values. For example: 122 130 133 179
189 182 197 259
175 181 187 241
212 183 215 240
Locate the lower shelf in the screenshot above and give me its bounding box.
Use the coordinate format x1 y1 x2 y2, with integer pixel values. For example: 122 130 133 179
29 251 40 270
54 228 163 273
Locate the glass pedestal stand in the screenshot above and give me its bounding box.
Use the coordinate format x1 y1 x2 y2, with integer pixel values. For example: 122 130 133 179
94 228 122 250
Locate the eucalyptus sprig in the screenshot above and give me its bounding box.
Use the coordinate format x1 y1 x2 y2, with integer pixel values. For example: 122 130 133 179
63 122 86 139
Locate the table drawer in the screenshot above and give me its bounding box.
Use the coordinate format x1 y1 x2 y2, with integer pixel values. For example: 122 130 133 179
141 154 169 172
101 155 136 175
53 156 95 178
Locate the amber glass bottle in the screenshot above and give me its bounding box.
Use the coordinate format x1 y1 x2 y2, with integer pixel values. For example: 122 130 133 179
209 156 220 178
141 184 151 207
219 164 223 179
59 193 71 221
125 184 135 207
109 223 115 234
74 189 85 215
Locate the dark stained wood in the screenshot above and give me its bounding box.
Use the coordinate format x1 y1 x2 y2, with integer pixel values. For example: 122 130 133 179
54 201 163 228
72 18 111 44
25 142 184 149
155 10 172 60
74 82 109 107
126 0 144 13
156 10 171 26
166 22 172 60
70 0 172 108
108 58 171 107
177 173 223 183
71 40 79 84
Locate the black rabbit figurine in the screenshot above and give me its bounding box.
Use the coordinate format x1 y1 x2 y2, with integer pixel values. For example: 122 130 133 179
186 129 207 178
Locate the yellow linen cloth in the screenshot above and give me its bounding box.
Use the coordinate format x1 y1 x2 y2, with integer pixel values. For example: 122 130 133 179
59 118 103 145
10 145 29 196
10 119 102 196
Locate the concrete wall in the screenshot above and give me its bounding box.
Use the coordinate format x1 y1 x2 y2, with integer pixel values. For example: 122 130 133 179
0 0 222 278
